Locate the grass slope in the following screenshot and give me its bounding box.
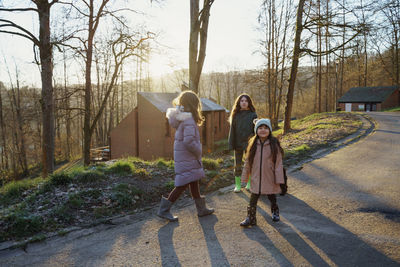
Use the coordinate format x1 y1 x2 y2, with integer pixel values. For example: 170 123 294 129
0 112 362 243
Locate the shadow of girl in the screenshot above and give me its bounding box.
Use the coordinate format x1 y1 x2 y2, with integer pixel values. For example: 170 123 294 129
256 203 330 267
241 224 294 266
198 214 230 267
158 222 181 267
258 194 399 267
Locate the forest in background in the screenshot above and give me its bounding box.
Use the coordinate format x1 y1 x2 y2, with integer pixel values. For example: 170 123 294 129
0 0 399 182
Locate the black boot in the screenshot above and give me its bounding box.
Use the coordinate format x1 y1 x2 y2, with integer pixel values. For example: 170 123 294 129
271 204 280 222
240 206 257 226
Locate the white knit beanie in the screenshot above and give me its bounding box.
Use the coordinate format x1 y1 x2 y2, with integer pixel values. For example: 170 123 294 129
254 118 272 133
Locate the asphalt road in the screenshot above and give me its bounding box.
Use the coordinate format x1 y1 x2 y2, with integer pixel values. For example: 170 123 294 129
0 112 399 267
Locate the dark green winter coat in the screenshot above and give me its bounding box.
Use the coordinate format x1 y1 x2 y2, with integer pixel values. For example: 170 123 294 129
228 110 257 151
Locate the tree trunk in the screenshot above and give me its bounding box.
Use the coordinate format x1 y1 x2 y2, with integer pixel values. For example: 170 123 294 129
120 64 124 124
325 0 329 112
317 0 322 113
189 0 214 93
10 129 17 179
38 2 54 176
361 0 368 87
395 28 399 85
109 89 115 137
13 74 28 175
83 1 95 166
284 0 305 134
314 59 318 113
272 0 277 123
189 0 200 93
340 0 345 97
267 1 272 119
0 84 8 169
63 47 71 160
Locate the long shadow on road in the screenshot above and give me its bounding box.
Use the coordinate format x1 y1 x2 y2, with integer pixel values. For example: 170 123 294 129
258 193 399 267
241 223 294 266
238 192 399 266
300 162 400 224
13 216 149 266
198 214 230 267
158 221 181 267
239 193 330 267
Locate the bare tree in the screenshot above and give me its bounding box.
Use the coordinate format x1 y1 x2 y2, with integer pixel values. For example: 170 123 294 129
284 0 306 134
88 32 152 159
62 46 72 160
170 69 189 90
259 0 294 127
189 0 215 93
82 0 109 165
0 82 8 170
8 66 28 175
61 0 153 165
372 0 400 85
0 0 58 176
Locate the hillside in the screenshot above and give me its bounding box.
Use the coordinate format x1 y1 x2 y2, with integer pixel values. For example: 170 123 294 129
0 112 363 246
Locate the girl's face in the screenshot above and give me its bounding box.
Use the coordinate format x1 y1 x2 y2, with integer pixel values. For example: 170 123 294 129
257 125 270 140
239 97 249 110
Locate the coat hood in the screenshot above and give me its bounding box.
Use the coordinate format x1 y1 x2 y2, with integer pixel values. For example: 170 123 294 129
166 107 193 128
166 107 193 121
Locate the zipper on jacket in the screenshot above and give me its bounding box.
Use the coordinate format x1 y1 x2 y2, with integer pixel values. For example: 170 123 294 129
259 140 265 194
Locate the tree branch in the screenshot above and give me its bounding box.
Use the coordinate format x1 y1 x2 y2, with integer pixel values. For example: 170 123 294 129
50 0 59 6
300 30 361 57
57 1 90 17
0 7 38 12
93 0 111 34
0 19 39 45
0 29 36 43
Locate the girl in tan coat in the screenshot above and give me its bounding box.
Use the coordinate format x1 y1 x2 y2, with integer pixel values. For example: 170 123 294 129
240 118 285 226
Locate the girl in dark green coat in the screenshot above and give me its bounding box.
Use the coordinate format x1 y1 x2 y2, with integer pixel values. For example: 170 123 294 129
228 94 257 192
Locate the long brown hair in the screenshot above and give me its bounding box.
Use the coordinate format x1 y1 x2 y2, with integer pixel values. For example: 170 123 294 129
245 130 284 172
228 93 256 124
173 90 205 126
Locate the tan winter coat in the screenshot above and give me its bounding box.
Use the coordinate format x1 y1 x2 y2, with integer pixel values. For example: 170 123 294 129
241 139 284 195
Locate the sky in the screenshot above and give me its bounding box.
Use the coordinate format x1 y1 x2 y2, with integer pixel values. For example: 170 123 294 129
143 0 265 76
0 0 265 86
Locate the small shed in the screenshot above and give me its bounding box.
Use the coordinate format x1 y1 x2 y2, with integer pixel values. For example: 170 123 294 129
110 92 229 160
338 86 400 112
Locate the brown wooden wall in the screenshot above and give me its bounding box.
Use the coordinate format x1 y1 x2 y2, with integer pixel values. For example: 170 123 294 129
110 95 229 160
382 90 400 109
201 110 229 153
137 94 170 161
110 107 138 159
